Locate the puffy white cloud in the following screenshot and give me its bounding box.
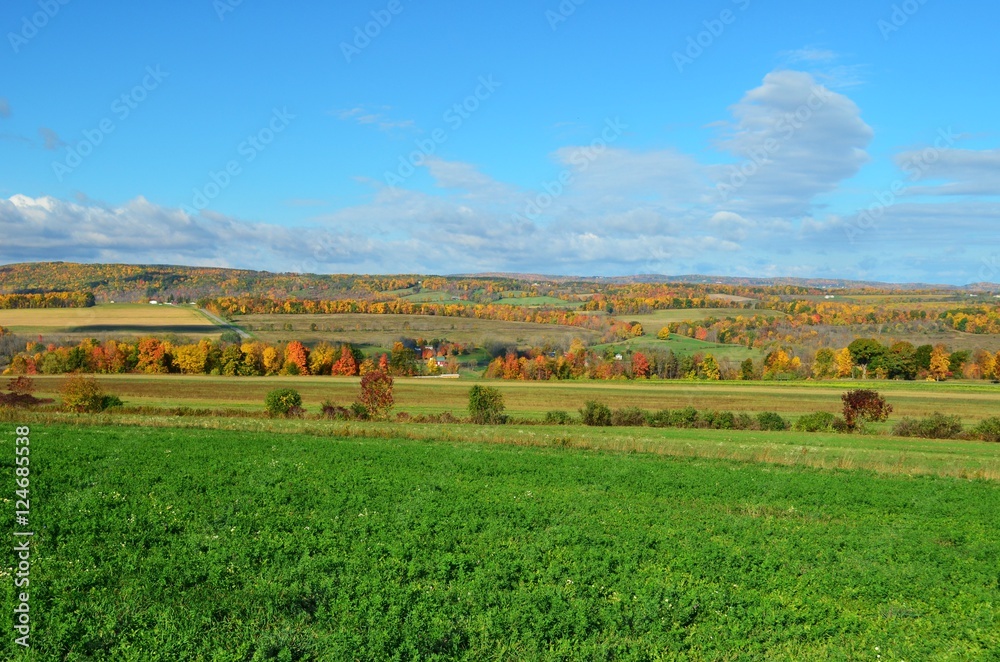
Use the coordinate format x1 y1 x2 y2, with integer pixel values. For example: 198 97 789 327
711 70 874 217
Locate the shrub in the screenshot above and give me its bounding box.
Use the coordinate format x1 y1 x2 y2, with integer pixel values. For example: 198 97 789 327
842 389 892 431
734 413 755 430
756 412 790 431
468 385 506 425
100 395 124 410
611 407 647 427
831 417 852 433
358 370 394 420
7 376 35 396
699 411 737 429
544 410 574 425
892 413 963 439
320 400 351 420
350 402 370 420
672 406 699 428
794 412 837 432
970 417 1000 443
264 388 302 417
712 411 736 430
646 409 673 428
61 375 106 413
580 400 612 427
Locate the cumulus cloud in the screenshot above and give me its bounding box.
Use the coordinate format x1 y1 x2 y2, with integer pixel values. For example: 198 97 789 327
711 70 874 217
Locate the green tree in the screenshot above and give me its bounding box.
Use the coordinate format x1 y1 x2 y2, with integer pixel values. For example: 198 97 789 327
61 375 106 413
264 388 302 417
847 339 886 378
468 385 506 425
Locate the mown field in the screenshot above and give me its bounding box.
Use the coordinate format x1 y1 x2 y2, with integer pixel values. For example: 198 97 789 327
17 374 1000 426
0 304 222 340
616 308 787 327
1 423 997 659
235 313 602 351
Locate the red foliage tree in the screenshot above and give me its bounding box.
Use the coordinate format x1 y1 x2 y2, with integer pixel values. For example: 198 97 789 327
841 389 893 430
284 341 310 375
631 352 650 379
358 370 394 420
331 345 358 376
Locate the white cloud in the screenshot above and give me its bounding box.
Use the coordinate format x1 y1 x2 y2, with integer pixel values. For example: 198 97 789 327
334 106 416 132
897 147 1000 196
711 70 873 217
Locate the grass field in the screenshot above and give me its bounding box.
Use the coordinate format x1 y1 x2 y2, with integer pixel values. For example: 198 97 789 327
616 308 787 327
494 296 580 308
20 374 1000 424
0 304 222 340
234 313 602 350
595 333 763 362
1 423 997 659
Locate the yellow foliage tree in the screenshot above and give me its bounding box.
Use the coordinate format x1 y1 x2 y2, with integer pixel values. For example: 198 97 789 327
262 346 283 375
834 348 854 378
173 344 207 374
930 345 951 381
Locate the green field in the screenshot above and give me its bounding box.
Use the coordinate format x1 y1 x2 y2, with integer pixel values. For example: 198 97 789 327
0 304 222 340
595 333 763 363
400 291 462 303
494 296 580 308
618 308 787 327
1 423 997 659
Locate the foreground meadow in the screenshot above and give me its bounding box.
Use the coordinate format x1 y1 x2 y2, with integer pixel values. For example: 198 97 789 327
1 424 998 659
20 374 1000 423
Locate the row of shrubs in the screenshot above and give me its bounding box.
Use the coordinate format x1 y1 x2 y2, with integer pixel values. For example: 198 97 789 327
570 401 791 431
892 413 1000 443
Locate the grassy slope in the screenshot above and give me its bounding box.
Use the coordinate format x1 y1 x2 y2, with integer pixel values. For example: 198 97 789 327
1 424 996 659
0 304 221 339
594 333 764 362
618 308 787 326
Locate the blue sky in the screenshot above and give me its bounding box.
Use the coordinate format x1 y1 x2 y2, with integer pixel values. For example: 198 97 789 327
1 0 998 284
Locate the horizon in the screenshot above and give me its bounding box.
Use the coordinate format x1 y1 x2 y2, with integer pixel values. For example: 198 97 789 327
2 1 999 284
3 258 999 291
